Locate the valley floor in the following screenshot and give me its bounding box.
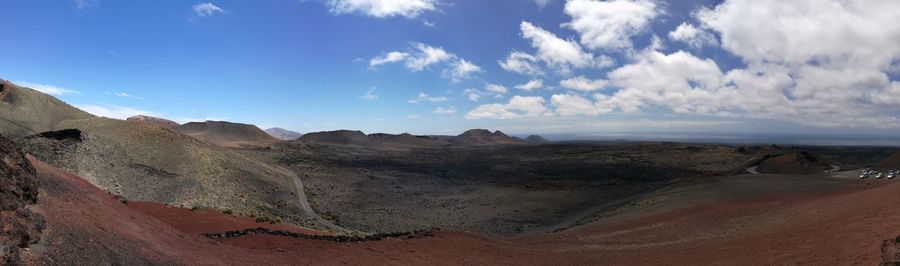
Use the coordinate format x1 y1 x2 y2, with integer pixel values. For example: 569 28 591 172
19 154 900 265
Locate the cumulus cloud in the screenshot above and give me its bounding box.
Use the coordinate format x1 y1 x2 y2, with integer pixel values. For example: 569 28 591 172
465 96 549 119
408 92 448 104
668 22 718 49
520 21 598 74
563 0 659 50
359 87 379 100
559 76 608 92
433 106 457 114
370 42 480 81
75 104 159 120
462 88 483 101
498 51 544 76
327 0 438 18
514 79 543 91
369 51 409 67
443 59 483 82
485 84 508 95
193 3 226 17
15 81 79 96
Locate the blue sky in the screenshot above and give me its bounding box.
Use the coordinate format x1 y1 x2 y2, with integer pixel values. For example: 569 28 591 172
1 0 898 137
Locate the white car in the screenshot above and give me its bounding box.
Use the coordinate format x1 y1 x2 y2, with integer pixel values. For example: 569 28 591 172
888 172 897 179
876 172 885 179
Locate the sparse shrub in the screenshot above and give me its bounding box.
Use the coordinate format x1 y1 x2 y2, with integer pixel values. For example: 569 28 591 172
222 209 233 215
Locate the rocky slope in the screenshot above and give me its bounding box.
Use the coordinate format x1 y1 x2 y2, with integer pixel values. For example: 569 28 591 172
0 134 44 264
0 80 93 139
756 151 832 175
450 129 527 146
177 121 279 148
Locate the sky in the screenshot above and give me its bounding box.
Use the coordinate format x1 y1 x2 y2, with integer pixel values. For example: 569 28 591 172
1 0 899 138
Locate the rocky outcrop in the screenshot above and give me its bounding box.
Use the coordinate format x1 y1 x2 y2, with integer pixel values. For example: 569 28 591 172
882 236 900 265
127 115 180 128
0 134 44 264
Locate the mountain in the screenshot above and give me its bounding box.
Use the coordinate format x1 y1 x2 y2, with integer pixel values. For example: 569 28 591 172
297 130 371 146
265 127 303 140
176 121 280 148
756 151 832 175
127 115 180 128
450 129 527 146
0 80 93 139
0 80 307 226
525 135 550 144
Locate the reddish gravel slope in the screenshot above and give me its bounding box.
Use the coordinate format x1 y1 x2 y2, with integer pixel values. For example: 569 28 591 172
17 153 900 265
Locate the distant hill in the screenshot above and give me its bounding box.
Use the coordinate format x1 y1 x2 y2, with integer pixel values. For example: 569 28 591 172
127 115 180 128
297 129 532 148
265 127 303 140
525 135 550 144
450 129 527 146
177 121 280 148
756 151 832 175
0 80 93 139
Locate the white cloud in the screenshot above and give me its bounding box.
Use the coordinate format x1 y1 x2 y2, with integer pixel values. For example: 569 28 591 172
514 79 543 91
369 51 409 67
463 88 483 101
408 92 448 104
360 87 379 100
559 76 608 92
74 0 98 9
327 0 438 18
370 43 478 81
485 84 508 95
668 22 717 49
533 0 553 8
551 93 613 116
406 43 454 71
520 21 598 73
113 92 142 99
466 96 550 119
442 59 483 81
498 51 544 76
433 106 457 114
563 0 659 51
15 81 80 96
193 3 226 17
75 104 159 120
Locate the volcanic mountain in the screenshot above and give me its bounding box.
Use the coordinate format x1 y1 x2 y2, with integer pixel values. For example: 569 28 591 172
0 80 93 139
449 129 527 146
176 121 280 148
756 151 833 175
525 135 550 144
0 80 307 227
127 115 180 128
265 127 303 140
296 130 451 148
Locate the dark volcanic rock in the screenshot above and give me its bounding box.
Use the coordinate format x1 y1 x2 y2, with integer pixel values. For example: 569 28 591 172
882 236 900 265
0 134 44 264
451 129 526 146
127 115 180 128
298 130 370 145
876 152 900 171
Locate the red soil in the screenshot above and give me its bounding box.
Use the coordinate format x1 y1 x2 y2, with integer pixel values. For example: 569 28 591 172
18 154 900 265
127 201 327 236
